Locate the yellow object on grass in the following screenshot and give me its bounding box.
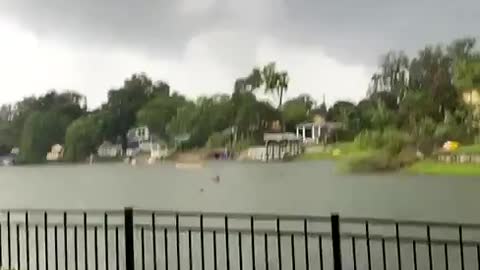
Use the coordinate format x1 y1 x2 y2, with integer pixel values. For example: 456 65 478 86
442 141 459 152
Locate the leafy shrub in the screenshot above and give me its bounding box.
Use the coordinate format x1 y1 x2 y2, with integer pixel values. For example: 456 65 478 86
353 128 412 154
382 128 413 154
344 147 417 173
353 130 383 150
344 151 392 172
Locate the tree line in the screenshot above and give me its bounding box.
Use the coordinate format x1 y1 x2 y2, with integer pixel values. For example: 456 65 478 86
0 37 479 163
0 62 308 163
332 37 480 155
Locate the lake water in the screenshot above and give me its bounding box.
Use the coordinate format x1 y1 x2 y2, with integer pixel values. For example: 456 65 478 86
0 161 478 222
1 161 480 270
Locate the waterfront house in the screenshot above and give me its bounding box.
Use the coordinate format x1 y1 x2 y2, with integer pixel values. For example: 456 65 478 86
46 144 64 161
150 140 169 160
97 141 123 158
127 126 150 143
126 126 168 158
0 154 16 166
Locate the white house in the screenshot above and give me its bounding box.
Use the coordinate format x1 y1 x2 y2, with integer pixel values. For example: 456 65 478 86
150 142 169 160
46 144 64 161
97 141 123 158
126 126 169 158
127 126 150 143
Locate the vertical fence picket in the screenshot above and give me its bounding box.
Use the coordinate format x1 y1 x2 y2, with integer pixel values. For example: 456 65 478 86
16 224 20 270
124 208 134 270
64 213 68 270
331 215 342 270
104 214 108 270
26 212 30 270
45 212 49 270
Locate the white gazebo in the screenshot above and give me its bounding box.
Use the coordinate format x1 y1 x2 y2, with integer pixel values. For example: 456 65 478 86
296 122 342 144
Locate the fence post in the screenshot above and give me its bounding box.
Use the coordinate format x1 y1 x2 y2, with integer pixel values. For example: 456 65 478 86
331 214 342 270
124 207 135 270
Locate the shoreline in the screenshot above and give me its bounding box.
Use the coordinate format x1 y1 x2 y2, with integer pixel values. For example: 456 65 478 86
5 150 480 177
297 144 480 176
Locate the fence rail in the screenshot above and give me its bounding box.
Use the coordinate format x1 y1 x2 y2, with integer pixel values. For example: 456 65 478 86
0 208 478 270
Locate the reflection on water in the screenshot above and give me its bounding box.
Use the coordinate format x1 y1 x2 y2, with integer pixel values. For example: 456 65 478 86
0 161 478 222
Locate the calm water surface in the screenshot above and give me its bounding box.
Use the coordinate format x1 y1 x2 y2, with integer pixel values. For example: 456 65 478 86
0 161 478 222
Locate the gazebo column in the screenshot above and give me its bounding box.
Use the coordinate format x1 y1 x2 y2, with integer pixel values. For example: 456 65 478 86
265 141 269 162
271 143 275 160
278 142 282 159
302 126 306 141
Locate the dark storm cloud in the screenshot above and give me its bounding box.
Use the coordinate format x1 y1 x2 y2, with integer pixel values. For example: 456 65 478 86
1 0 479 66
278 0 480 64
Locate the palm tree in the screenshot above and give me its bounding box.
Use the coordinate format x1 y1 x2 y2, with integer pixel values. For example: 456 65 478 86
261 62 289 109
262 62 279 96
277 71 289 109
246 68 263 91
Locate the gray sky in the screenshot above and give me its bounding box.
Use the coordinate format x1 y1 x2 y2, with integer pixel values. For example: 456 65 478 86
0 0 478 108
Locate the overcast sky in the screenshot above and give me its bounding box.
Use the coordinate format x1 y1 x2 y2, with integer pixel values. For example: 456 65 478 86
0 0 478 108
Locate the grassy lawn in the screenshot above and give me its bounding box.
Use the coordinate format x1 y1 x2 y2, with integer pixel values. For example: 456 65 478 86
408 160 480 176
299 151 338 160
298 142 370 161
455 144 480 154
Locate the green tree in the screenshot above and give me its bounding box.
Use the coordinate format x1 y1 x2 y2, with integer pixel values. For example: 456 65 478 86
327 101 356 122
166 103 197 139
0 120 15 154
136 93 187 137
398 90 436 128
282 95 314 131
105 73 156 145
408 46 457 117
369 51 409 99
447 37 476 60
369 100 395 131
19 112 71 163
262 62 289 109
6 91 86 146
64 115 103 162
245 68 263 91
166 95 234 148
453 57 480 100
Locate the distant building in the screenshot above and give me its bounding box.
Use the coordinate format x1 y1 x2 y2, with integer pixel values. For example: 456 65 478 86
150 142 169 160
46 144 64 161
0 154 16 166
126 126 150 143
97 141 123 158
126 126 168 158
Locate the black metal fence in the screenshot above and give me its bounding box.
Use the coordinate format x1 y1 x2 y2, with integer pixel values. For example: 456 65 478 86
1 208 480 270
